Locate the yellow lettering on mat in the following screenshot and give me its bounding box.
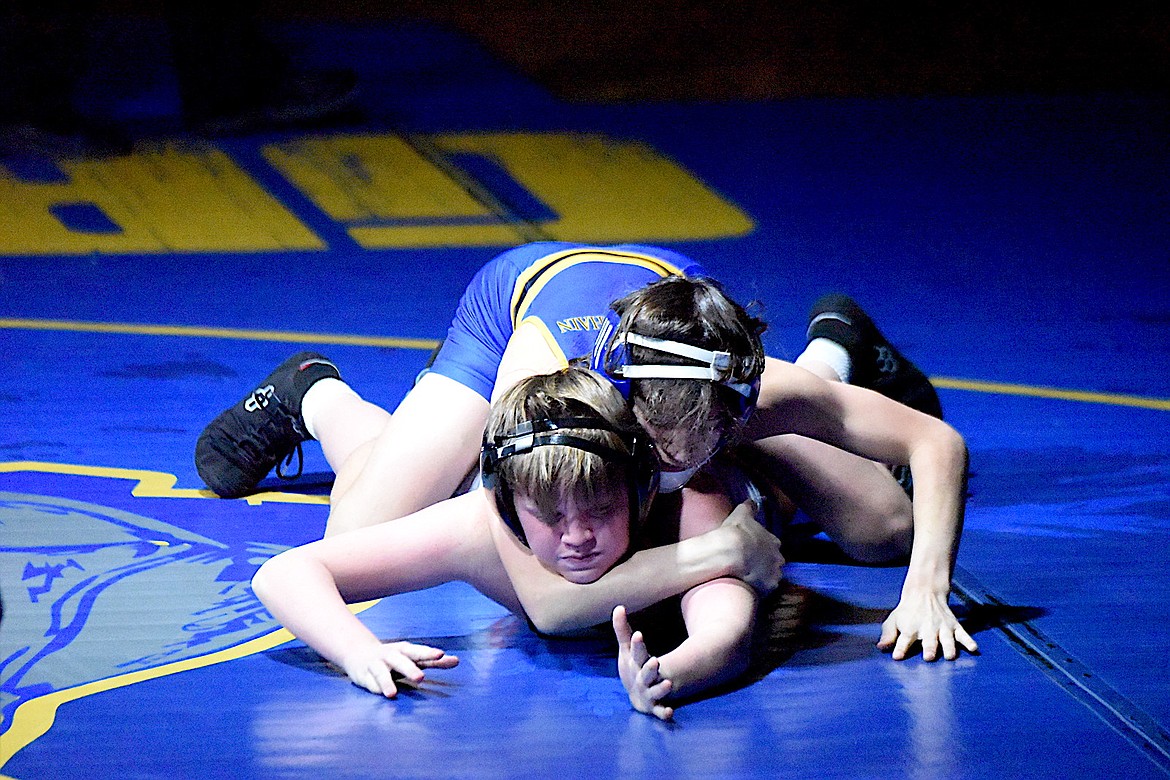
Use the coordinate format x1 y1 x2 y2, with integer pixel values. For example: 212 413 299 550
0 147 323 255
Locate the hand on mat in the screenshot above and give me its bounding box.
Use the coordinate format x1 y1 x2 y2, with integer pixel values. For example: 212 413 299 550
877 587 978 661
343 640 459 697
613 605 674 721
721 500 784 595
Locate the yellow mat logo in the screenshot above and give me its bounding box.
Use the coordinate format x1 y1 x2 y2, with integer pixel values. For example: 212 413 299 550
0 132 753 254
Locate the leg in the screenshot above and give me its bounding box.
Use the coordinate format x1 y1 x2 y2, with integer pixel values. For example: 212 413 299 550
749 434 911 563
795 293 946 495
196 353 341 498
802 294 942 418
764 293 947 561
300 377 391 472
324 373 490 536
793 348 848 383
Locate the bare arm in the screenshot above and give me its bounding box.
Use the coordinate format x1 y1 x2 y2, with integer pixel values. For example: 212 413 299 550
489 321 786 634
253 493 515 694
662 578 757 694
614 485 759 719
491 495 781 634
614 577 757 720
748 357 975 660
878 427 975 660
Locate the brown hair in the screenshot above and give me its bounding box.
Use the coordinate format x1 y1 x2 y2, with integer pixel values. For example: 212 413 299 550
611 275 766 455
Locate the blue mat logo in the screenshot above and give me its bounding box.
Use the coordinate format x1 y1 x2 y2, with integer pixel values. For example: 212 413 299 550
0 464 324 773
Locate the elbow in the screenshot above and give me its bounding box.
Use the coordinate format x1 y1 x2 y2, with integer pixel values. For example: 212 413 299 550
251 551 293 611
919 419 968 472
525 608 578 637
939 422 969 475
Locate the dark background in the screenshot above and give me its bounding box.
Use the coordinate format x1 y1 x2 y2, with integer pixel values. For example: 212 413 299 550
97 0 1169 100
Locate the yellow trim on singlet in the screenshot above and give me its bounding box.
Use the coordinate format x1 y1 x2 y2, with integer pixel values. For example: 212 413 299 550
507 247 685 330
518 315 572 368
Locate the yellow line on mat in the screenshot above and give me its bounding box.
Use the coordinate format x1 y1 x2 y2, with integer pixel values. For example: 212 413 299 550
931 377 1170 411
0 317 442 350
3 317 1167 411
0 602 377 770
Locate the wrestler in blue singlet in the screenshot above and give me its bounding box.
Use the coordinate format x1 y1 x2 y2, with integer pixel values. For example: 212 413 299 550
430 241 782 534
427 242 706 400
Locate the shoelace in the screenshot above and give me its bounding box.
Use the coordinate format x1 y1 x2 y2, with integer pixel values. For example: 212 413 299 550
236 403 306 483
276 442 304 481
271 402 306 481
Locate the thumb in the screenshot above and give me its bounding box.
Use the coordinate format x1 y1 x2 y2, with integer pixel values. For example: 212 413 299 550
612 605 633 644
729 498 758 521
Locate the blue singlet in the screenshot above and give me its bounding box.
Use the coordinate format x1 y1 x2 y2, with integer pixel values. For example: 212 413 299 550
426 242 705 400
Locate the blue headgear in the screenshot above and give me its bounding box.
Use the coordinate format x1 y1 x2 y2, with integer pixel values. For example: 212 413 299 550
480 416 660 545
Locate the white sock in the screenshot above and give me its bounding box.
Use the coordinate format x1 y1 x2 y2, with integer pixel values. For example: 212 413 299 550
795 337 852 383
301 377 361 440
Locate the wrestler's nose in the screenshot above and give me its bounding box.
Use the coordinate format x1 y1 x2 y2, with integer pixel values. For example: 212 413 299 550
560 515 596 547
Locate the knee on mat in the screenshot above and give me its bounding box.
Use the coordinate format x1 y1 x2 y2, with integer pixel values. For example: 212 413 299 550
835 503 913 565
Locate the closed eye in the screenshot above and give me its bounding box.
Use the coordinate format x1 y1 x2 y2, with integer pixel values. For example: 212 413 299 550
584 502 621 522
514 499 563 527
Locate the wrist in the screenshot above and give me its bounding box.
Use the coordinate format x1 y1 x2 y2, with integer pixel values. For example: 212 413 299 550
901 562 951 596
681 527 737 580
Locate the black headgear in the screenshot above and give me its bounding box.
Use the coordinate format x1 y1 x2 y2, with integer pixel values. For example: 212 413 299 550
480 416 660 545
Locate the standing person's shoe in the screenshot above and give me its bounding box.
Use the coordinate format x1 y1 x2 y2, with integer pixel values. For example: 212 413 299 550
196 352 339 497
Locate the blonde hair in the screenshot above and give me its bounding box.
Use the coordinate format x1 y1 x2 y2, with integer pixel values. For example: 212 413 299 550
485 366 641 520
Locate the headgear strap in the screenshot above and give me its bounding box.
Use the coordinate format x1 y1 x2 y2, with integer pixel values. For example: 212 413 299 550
480 416 659 546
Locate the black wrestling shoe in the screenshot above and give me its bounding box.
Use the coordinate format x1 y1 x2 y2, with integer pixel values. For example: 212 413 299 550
807 295 942 498
195 352 340 497
806 294 943 419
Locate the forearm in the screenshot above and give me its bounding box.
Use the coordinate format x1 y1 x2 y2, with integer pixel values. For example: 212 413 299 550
656 630 751 700
657 579 756 699
904 425 969 594
498 525 742 634
878 427 979 660
252 551 383 668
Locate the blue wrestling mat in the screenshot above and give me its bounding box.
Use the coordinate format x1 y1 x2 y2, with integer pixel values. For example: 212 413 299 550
2 10 1169 779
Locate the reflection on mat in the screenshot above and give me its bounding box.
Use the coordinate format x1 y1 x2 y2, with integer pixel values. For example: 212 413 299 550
0 487 289 766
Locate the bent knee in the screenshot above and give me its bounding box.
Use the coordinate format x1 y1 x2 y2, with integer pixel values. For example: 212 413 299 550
330 440 375 505
832 498 912 565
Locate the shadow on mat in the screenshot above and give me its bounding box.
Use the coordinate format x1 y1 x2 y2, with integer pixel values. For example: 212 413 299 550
260 585 1041 707
957 603 1047 635
253 471 335 496
265 629 532 678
